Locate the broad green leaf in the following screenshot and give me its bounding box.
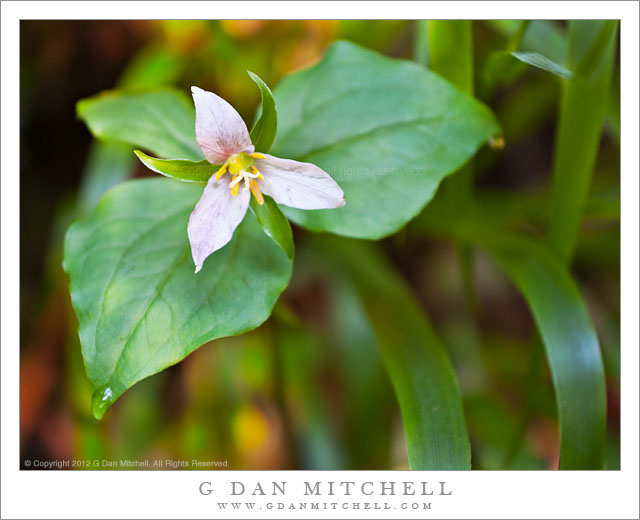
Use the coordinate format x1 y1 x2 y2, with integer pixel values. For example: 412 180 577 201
134 150 213 183
548 21 618 262
271 40 500 239
77 46 188 215
248 71 277 153
249 196 294 261
63 178 292 419
313 237 471 469
77 89 203 160
413 212 606 469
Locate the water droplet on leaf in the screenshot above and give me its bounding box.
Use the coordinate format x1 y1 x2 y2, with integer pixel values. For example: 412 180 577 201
91 386 113 420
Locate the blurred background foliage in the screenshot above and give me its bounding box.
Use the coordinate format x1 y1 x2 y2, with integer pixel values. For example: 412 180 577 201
20 20 619 470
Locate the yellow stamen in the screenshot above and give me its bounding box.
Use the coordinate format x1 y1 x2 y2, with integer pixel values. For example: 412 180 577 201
225 153 265 200
249 180 264 205
251 166 264 180
215 164 228 180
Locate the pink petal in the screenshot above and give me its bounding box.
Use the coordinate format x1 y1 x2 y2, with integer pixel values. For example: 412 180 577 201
187 175 250 273
255 155 345 210
191 86 254 164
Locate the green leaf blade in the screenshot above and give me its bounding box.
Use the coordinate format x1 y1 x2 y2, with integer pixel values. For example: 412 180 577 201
414 210 607 469
510 51 573 79
547 21 618 262
413 206 607 469
248 71 278 153
487 20 568 65
134 150 214 183
271 41 500 239
317 237 471 469
77 88 203 160
63 178 292 418
483 235 606 469
482 51 572 92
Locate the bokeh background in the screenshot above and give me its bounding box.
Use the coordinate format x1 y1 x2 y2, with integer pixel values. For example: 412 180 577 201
20 20 620 470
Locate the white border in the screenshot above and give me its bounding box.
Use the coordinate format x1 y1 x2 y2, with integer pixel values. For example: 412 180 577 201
2 2 638 519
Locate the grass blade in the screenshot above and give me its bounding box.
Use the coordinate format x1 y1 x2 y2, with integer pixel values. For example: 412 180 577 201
511 51 572 78
413 212 606 469
314 237 471 470
484 233 606 469
547 21 618 263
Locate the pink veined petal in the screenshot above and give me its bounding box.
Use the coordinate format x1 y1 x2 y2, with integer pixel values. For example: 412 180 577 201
187 175 250 273
191 86 254 164
255 155 346 210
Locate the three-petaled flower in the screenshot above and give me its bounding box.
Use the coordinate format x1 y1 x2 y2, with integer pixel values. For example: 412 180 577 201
188 86 345 273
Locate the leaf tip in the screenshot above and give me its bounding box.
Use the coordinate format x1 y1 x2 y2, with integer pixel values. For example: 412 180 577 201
91 385 114 420
133 149 152 170
75 99 89 120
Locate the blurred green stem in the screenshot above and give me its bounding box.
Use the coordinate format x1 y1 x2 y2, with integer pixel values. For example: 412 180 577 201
426 21 480 365
427 21 474 223
413 20 429 67
428 20 474 93
505 20 531 52
547 21 618 263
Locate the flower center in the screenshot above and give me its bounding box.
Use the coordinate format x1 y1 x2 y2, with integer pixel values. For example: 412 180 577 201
213 152 266 205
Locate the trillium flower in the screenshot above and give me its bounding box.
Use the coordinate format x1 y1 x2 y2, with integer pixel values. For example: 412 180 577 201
188 86 345 273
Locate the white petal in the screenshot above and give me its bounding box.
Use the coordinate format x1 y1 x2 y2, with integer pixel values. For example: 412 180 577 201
191 86 254 164
255 155 345 210
187 175 250 273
